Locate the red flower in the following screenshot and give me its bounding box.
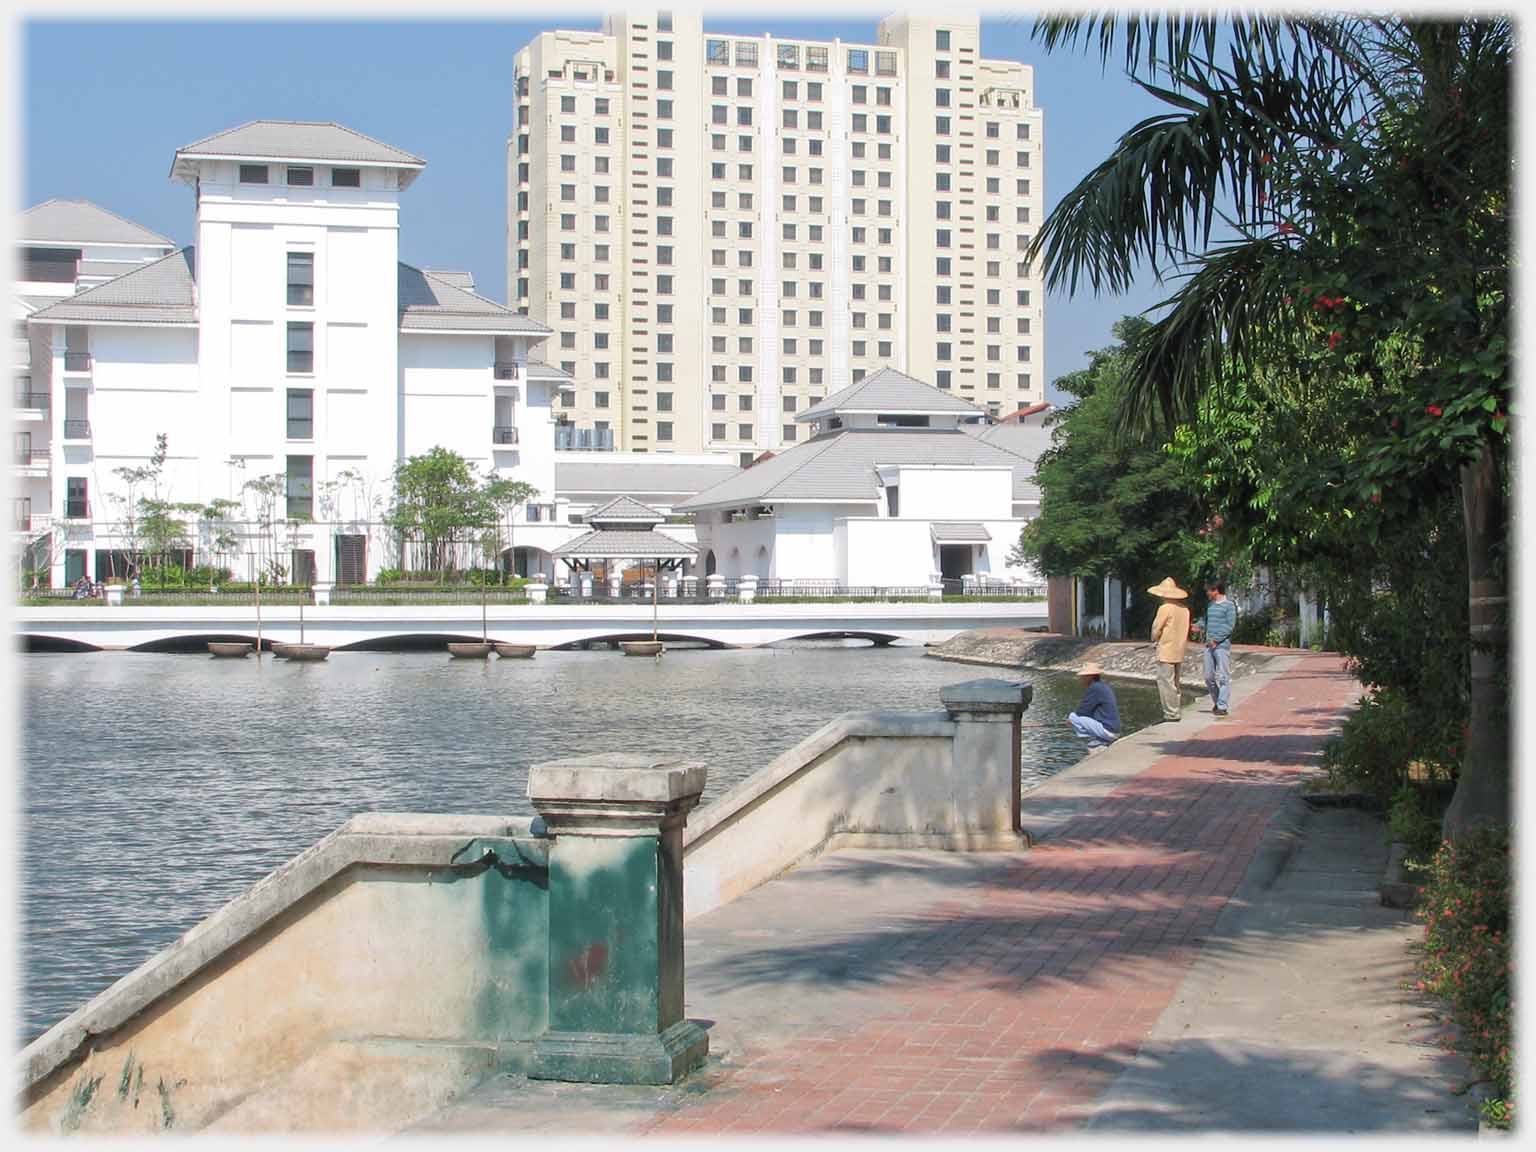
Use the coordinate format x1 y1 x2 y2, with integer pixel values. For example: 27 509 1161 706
1426 405 1444 417
1278 222 1296 235
1328 331 1343 350
1284 295 1294 305
1371 492 1382 505
1494 410 1506 422
1260 153 1273 164
1391 417 1401 430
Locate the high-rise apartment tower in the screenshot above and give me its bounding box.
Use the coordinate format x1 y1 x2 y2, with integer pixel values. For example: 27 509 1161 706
509 9 1044 460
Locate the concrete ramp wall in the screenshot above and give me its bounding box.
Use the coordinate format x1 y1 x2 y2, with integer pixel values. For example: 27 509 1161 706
18 815 550 1135
684 679 1032 918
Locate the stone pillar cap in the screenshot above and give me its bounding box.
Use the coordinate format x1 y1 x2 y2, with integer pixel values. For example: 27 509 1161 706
940 678 1033 715
528 755 707 805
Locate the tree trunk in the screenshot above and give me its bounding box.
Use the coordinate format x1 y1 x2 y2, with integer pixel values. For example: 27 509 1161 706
1442 435 1510 837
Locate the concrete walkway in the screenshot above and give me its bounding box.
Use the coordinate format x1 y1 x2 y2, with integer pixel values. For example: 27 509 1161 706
412 652 1477 1136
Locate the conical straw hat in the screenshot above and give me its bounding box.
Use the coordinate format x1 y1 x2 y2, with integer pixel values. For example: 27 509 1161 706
1146 577 1188 599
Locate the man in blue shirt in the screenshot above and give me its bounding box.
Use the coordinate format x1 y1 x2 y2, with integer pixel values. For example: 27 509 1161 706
1068 661 1120 745
1200 578 1238 716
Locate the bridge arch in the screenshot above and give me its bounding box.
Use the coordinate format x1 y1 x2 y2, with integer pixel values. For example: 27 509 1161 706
548 631 733 652
769 630 903 648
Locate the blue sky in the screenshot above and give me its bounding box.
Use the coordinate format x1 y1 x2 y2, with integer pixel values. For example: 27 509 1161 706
22 13 1175 400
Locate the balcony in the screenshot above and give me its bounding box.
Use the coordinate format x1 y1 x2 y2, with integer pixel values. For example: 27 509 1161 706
64 501 90 520
14 448 50 475
63 352 93 373
493 362 521 381
63 420 92 441
14 390 50 414
555 426 615 452
493 425 520 446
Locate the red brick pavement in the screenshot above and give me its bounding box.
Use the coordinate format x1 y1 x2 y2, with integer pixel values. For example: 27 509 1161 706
646 654 1359 1135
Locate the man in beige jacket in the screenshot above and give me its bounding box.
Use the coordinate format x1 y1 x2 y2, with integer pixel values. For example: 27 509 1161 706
1148 577 1192 722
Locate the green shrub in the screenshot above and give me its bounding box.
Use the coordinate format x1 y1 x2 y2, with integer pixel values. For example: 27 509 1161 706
1321 689 1460 802
1387 786 1444 862
1413 826 1512 1127
373 568 402 586
1230 610 1277 646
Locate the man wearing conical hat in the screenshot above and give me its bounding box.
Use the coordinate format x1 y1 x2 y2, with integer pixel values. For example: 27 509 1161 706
1068 661 1120 746
1147 577 1192 722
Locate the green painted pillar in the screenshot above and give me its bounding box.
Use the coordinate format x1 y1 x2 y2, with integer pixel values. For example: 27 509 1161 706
527 754 709 1084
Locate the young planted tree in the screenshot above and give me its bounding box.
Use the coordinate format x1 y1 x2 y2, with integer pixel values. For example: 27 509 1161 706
1029 15 1511 835
482 477 540 583
242 473 289 585
385 447 496 580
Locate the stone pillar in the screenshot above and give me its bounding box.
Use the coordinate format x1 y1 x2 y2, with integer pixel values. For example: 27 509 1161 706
527 578 548 604
664 574 678 599
737 574 757 603
607 573 622 600
928 572 944 601
579 572 593 598
104 584 124 606
707 574 725 600
939 679 1033 839
527 755 710 1085
681 575 697 598
313 582 333 606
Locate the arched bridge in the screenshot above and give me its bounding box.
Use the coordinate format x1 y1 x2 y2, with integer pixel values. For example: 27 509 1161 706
15 602 1047 653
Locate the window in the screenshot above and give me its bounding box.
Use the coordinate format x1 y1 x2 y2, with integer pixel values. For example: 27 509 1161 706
877 115 892 134
595 391 610 408
561 124 576 142
286 323 313 373
286 389 313 439
738 366 753 384
239 164 269 184
658 11 672 31
561 95 576 114
936 370 952 390
936 144 952 164
713 423 727 440
736 41 758 66
877 86 892 106
658 303 674 323
561 154 576 172
713 104 728 125
560 272 575 289
848 48 868 73
936 88 951 107
937 172 951 191
561 184 576 202
738 424 753 440
936 28 951 50
657 70 673 89
560 243 575 260
778 43 799 69
331 166 361 188
937 313 952 333
738 77 753 98
287 166 313 186
595 126 610 145
658 98 673 118
286 456 314 519
1018 122 1031 140
986 121 999 138
560 301 576 319
595 97 609 114
783 108 798 129
707 38 729 63
655 187 671 206
286 251 314 306
657 40 673 61
937 342 952 362
783 424 798 442
806 45 828 72
936 59 950 79
876 51 896 76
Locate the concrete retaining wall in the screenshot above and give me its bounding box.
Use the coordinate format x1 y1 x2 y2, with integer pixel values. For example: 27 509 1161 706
18 815 550 1135
683 679 1031 918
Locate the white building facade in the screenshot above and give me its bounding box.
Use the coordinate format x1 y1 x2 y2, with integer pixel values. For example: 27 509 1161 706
509 8 1046 458
678 368 1046 589
23 122 563 589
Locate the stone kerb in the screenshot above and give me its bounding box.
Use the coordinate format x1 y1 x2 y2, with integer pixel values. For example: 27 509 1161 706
527 755 710 1086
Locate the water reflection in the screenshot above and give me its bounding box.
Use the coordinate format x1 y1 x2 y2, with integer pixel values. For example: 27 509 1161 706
19 645 1160 1043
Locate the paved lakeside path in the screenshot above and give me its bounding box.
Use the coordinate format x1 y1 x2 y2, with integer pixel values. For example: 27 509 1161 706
413 652 1477 1136
928 626 1286 685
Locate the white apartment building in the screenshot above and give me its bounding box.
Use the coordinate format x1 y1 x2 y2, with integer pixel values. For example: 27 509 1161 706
21 121 565 589
679 368 1047 587
509 8 1045 460
14 201 177 543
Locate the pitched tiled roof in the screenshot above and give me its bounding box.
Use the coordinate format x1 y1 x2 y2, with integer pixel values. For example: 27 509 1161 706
28 248 197 326
798 367 985 422
678 427 1040 511
553 528 697 558
19 200 175 248
556 458 739 497
422 270 474 291
174 121 425 167
966 422 1054 466
586 496 666 525
398 265 550 335
931 522 992 543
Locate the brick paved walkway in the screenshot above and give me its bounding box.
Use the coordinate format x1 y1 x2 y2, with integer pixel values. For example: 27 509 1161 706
644 654 1359 1135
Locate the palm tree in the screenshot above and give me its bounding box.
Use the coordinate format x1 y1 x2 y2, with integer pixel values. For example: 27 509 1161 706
1029 15 1511 836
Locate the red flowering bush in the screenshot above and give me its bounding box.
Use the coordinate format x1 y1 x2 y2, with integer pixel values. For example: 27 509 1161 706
1414 826 1513 1126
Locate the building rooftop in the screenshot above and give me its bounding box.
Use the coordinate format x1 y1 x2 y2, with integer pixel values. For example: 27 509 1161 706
422 270 475 291
28 248 198 326
397 265 551 335
170 121 426 186
556 456 740 499
797 367 986 423
18 200 175 250
677 426 1040 512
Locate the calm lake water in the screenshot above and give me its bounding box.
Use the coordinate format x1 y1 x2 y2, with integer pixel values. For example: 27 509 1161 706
19 645 1160 1043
